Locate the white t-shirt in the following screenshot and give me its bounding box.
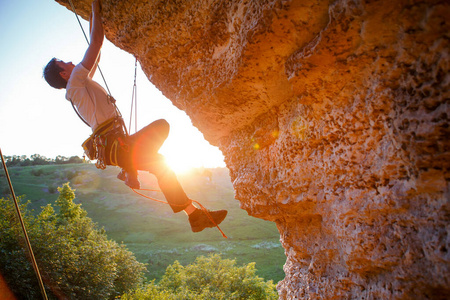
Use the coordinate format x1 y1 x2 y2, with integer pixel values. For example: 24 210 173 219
65 63 116 131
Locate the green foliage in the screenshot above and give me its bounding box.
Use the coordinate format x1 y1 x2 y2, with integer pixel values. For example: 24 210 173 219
0 196 38 295
55 183 86 222
122 254 278 300
0 183 146 299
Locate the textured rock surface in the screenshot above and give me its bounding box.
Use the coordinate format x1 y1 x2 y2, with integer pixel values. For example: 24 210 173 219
57 0 449 298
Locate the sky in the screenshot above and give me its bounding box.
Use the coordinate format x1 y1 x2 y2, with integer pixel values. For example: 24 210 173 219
0 0 225 172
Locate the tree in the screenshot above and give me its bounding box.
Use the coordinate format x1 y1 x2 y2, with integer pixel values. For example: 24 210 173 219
0 183 146 299
31 154 50 165
122 254 278 300
67 156 83 164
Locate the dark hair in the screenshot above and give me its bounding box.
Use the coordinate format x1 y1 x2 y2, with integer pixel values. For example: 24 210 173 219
43 58 67 89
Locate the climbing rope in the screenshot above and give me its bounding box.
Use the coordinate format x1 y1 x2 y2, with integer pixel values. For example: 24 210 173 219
131 188 228 239
0 148 49 300
129 58 138 134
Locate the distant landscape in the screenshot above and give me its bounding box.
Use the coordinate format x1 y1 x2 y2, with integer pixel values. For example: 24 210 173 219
0 162 285 283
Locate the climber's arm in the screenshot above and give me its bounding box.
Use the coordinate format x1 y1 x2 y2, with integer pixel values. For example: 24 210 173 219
88 54 101 79
81 0 103 73
88 8 101 78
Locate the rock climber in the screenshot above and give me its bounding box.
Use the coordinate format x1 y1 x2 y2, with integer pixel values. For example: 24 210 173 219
42 0 227 233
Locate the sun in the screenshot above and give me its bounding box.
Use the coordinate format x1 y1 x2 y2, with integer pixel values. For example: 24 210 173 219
164 154 196 174
153 117 226 174
159 140 226 175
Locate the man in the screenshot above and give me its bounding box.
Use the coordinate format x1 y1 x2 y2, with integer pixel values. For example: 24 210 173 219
43 0 227 233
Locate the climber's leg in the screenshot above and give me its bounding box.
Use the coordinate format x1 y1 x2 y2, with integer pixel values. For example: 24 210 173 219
140 154 192 213
131 119 169 154
143 155 227 231
120 119 228 231
116 167 140 189
116 119 170 189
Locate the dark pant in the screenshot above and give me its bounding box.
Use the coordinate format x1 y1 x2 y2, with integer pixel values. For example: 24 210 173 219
116 119 191 213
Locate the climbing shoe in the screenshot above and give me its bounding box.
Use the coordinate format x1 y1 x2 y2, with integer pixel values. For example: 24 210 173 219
188 209 227 232
125 173 140 189
117 169 126 181
118 169 140 189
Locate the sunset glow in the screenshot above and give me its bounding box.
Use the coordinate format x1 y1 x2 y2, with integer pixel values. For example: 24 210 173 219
161 140 226 174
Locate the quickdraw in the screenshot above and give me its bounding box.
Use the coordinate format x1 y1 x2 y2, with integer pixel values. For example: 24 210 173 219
94 135 107 170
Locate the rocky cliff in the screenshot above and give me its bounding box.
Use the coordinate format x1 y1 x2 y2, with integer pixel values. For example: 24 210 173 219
56 0 449 298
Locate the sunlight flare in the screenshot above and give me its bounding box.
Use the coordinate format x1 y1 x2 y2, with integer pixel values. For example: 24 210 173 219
160 140 225 174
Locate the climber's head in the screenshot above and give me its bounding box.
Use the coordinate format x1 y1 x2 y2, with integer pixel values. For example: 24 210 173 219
43 58 75 89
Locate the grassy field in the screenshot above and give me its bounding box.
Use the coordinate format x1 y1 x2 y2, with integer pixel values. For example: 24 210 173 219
0 164 286 283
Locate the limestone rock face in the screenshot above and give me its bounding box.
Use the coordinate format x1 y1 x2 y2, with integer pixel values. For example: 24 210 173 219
57 0 449 298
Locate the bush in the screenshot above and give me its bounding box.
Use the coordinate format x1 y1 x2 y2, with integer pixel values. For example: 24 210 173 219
31 168 45 176
0 183 146 299
122 254 278 300
47 184 57 194
64 170 78 180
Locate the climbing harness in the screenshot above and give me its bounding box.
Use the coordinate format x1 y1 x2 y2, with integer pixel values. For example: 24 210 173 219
0 148 49 300
81 117 127 169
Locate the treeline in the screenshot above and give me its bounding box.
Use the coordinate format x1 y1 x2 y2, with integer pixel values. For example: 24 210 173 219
3 154 84 167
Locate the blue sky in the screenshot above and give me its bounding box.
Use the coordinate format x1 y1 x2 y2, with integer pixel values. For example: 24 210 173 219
0 0 225 171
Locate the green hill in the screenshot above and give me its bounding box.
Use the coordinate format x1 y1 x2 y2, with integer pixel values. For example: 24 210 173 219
0 164 285 282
